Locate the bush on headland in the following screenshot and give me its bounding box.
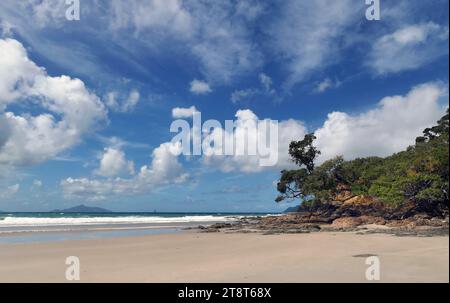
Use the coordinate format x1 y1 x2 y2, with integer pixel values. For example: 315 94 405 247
276 109 449 220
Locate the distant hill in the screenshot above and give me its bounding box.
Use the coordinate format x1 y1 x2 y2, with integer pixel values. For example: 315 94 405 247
283 205 300 213
51 204 112 213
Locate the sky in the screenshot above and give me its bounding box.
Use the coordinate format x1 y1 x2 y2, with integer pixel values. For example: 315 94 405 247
0 0 448 212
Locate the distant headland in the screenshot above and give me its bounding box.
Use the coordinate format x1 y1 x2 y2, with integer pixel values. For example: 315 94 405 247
50 204 112 213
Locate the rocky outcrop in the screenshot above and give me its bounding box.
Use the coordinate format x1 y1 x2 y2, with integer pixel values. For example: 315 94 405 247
196 191 448 236
295 195 389 222
338 195 388 217
387 199 449 220
332 184 354 205
330 217 364 229
331 216 387 229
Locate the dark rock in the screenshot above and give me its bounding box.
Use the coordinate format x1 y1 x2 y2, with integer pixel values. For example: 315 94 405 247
352 254 378 258
387 200 449 220
209 223 233 229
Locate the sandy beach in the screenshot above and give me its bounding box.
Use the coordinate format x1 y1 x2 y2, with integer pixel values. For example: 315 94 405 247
0 231 448 283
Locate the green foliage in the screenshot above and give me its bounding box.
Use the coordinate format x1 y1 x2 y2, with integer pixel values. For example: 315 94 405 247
288 133 321 173
276 109 449 208
276 134 321 203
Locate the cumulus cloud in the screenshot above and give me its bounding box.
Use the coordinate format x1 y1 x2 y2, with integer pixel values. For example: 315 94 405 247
172 106 199 118
105 89 140 113
206 82 448 172
368 22 449 74
189 79 212 95
94 148 135 178
60 82 448 200
202 109 307 173
0 38 107 166
138 142 188 185
61 142 188 200
315 82 448 161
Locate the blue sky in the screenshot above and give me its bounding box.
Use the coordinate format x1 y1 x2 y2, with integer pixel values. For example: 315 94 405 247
0 0 448 212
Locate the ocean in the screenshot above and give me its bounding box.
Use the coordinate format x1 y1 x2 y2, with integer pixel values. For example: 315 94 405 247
0 212 274 244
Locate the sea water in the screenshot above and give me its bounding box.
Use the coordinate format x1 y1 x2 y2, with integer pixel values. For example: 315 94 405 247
0 212 272 243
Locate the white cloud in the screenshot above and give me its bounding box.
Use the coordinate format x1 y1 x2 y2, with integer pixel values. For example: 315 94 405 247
108 0 262 83
97 136 150 150
0 19 13 36
109 0 193 37
32 180 42 187
368 22 449 74
206 82 448 172
60 82 448 200
61 177 116 200
234 0 265 21
14 1 262 84
189 79 212 95
231 88 258 104
202 109 307 173
138 142 188 185
24 0 68 28
0 183 19 199
105 89 140 113
313 78 342 94
94 148 135 178
2 0 447 94
231 73 276 103
61 142 188 200
269 0 358 88
172 106 199 118
0 38 107 166
259 73 274 94
315 82 448 161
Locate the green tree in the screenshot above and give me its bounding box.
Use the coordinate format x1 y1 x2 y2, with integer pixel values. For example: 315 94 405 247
288 133 321 173
276 133 321 203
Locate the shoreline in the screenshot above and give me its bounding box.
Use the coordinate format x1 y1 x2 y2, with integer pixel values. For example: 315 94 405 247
1 212 448 245
194 214 450 238
0 231 448 283
0 220 231 244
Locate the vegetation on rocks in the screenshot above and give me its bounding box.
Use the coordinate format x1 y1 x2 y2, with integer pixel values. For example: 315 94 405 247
276 109 449 218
